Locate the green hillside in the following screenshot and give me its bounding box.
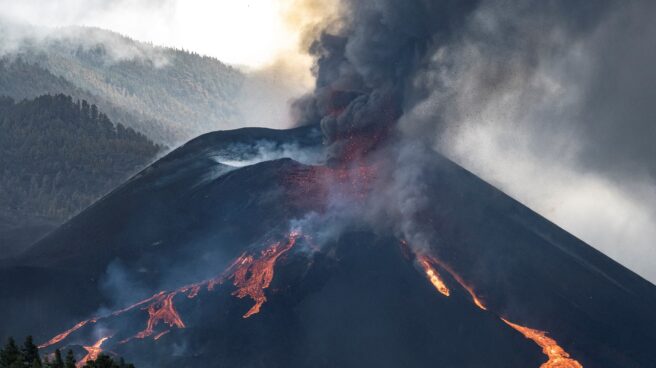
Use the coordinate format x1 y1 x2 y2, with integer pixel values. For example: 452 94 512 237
0 94 161 256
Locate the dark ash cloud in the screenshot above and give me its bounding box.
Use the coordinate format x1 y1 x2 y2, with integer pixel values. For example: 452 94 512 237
296 0 656 282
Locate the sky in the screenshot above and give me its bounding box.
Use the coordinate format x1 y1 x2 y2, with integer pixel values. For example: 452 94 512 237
0 0 654 284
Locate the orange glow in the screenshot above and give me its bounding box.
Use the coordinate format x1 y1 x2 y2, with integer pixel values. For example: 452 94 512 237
136 292 186 339
38 319 97 349
230 231 299 318
77 336 109 368
463 285 486 310
417 255 450 296
41 232 305 349
502 319 583 368
426 255 487 310
406 244 581 368
285 164 377 207
153 330 170 340
110 291 168 317
185 285 201 298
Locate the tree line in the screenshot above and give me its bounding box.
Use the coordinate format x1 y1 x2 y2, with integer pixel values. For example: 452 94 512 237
0 93 161 222
0 336 134 368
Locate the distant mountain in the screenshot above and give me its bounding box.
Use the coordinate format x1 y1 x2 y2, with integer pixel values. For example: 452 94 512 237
0 25 245 144
1 125 653 367
0 94 160 257
0 58 179 144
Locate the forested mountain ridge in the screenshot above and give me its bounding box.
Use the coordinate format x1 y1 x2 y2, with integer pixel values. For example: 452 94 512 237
0 58 180 143
0 94 160 257
0 26 246 144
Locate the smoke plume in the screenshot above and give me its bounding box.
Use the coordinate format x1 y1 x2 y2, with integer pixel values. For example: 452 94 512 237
296 0 656 282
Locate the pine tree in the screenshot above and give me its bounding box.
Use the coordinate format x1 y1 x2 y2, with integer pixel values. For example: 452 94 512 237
64 350 76 368
0 338 20 368
52 349 64 368
22 336 40 366
31 358 42 368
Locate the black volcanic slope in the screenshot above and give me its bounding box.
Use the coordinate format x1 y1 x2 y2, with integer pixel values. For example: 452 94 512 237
0 126 654 368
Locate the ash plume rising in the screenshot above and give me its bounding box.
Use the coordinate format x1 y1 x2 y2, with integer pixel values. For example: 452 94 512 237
296 0 615 150
294 0 481 152
291 0 656 284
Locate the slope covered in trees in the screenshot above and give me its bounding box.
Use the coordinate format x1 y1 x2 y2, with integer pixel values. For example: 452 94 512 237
0 58 179 144
0 26 245 144
0 94 160 256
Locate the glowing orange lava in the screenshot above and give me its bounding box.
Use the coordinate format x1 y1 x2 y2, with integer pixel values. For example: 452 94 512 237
502 319 583 368
153 330 170 340
417 255 450 296
230 231 299 318
41 232 305 352
184 285 201 298
39 319 97 349
136 292 185 339
409 244 582 368
424 254 487 310
77 336 109 368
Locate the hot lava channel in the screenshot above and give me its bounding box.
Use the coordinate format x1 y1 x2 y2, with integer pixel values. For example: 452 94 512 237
413 248 583 368
39 232 302 360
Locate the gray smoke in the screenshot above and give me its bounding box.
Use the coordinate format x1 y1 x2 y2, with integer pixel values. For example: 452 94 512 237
299 0 656 282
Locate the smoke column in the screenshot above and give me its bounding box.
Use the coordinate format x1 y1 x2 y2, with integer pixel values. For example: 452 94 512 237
293 0 656 282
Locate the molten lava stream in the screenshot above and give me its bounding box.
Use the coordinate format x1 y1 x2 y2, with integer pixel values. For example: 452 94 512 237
230 231 300 318
136 292 185 339
77 336 109 368
38 319 96 349
416 255 450 296
41 231 303 352
502 319 583 368
412 247 583 368
422 254 487 310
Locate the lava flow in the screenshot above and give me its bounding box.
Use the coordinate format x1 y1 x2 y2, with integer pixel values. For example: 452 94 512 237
420 253 486 310
39 231 303 358
230 231 299 318
410 247 582 368
77 336 109 368
502 319 583 368
417 255 450 296
135 292 185 339
38 319 97 349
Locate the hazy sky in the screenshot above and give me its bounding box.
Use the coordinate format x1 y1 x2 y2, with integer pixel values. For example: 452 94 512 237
0 0 298 68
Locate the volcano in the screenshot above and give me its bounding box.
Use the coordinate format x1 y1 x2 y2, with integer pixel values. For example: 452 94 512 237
0 125 655 368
